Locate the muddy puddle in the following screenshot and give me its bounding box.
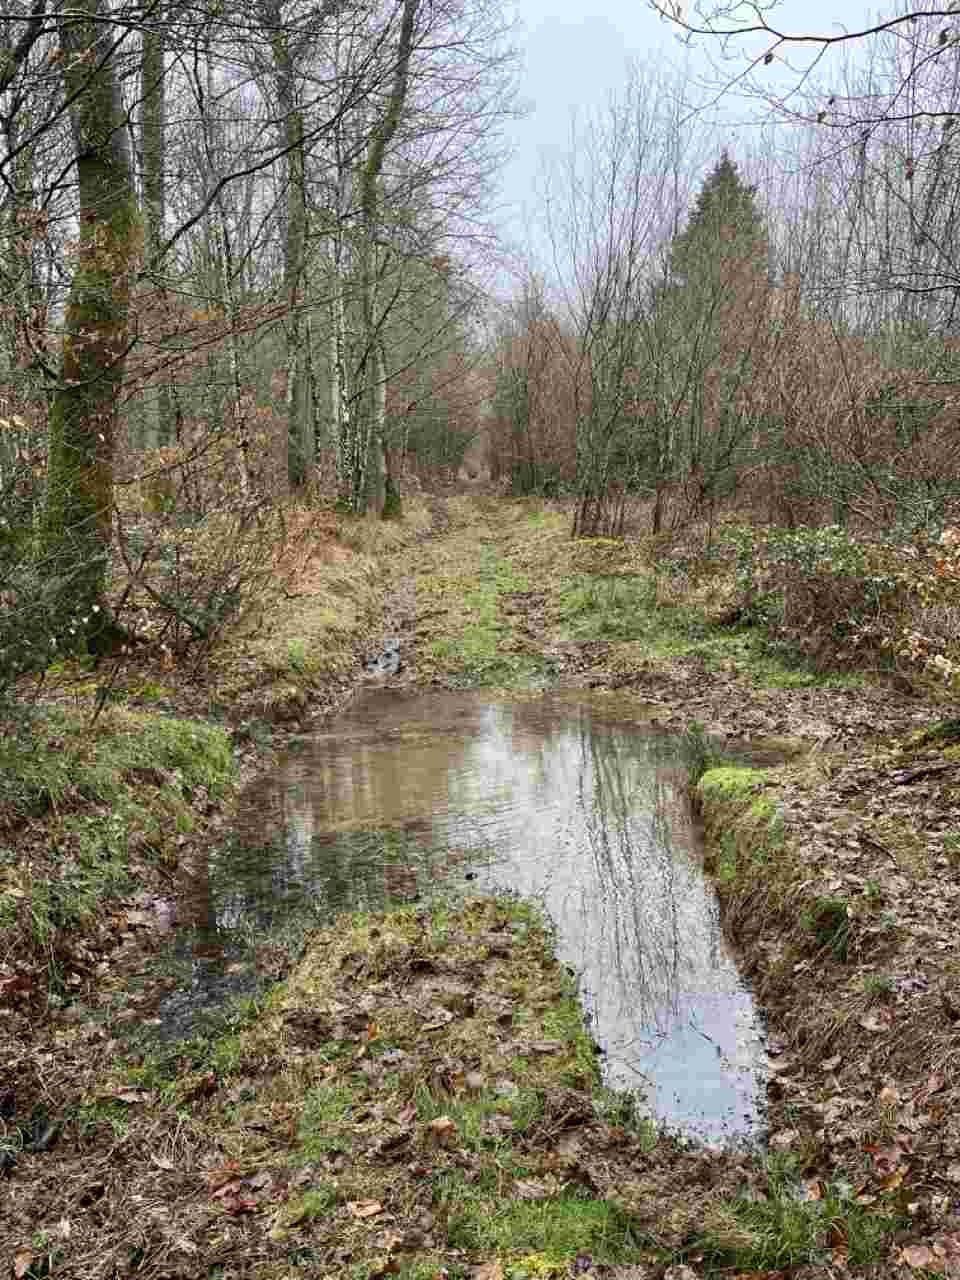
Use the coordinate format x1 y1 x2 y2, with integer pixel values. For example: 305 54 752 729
151 689 767 1142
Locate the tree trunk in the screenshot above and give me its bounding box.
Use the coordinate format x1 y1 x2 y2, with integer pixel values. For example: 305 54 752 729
45 0 141 644
269 14 310 490
340 0 417 515
140 12 173 446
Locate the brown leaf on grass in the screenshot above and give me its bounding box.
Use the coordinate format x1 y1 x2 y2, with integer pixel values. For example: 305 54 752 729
529 1039 561 1053
13 1250 34 1279
207 1161 247 1190
348 1200 383 1219
428 1115 457 1145
109 1088 156 1105
860 1010 893 1032
901 1244 937 1269
471 1263 505 1280
514 1178 553 1200
367 1259 401 1278
180 1071 218 1103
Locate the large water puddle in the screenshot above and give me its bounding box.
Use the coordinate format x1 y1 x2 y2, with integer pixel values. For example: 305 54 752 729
162 689 767 1141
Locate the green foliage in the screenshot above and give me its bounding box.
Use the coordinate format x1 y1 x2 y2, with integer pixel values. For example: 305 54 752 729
0 461 100 697
680 720 727 783
0 705 233 825
721 524 905 668
557 575 658 639
670 150 767 286
701 1169 898 1271
801 895 853 962
442 1180 644 1262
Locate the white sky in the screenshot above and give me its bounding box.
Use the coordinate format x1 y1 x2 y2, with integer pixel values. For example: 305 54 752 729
496 2 879 269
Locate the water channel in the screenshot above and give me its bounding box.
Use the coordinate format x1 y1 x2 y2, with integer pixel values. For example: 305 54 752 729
158 688 767 1143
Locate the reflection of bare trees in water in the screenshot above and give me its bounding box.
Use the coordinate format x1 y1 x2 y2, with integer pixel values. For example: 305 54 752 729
573 723 694 1033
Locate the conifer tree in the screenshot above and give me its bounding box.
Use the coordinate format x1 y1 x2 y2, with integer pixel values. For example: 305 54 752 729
642 151 772 528
669 150 767 288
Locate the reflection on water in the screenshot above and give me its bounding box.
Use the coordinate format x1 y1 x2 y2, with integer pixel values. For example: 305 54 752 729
173 689 766 1140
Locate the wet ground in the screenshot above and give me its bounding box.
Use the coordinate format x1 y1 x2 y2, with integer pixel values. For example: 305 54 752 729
155 687 767 1143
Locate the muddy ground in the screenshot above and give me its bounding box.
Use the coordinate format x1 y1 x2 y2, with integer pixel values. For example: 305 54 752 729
3 495 960 1280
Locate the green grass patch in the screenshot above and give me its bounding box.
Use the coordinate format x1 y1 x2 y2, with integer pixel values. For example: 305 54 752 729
0 704 233 824
697 766 785 887
556 574 661 640
800 895 853 962
441 1175 645 1264
701 1166 901 1271
0 705 235 982
420 546 542 685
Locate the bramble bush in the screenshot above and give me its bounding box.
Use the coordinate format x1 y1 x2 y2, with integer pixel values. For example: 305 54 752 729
721 523 960 686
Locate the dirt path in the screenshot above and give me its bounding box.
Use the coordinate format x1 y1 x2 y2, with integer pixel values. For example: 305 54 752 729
4 495 960 1280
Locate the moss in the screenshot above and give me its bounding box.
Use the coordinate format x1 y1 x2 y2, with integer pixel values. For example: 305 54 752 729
698 765 770 803
697 766 790 910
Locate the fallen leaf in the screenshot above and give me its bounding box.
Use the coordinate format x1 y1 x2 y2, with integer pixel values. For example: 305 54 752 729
348 1200 383 1219
207 1162 247 1190
529 1039 561 1053
428 1115 458 1146
901 1244 936 1269
111 1089 155 1105
860 1011 893 1032
514 1178 552 1200
471 1263 505 1280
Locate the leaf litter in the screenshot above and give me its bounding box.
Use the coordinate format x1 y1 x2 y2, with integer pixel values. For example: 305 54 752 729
4 496 960 1278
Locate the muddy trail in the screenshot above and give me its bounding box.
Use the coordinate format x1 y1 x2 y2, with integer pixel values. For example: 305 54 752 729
3 495 960 1280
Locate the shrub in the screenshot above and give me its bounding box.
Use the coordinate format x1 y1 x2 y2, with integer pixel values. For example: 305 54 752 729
719 523 957 676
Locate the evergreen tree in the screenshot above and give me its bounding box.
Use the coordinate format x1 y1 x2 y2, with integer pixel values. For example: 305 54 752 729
669 150 768 289
638 151 772 527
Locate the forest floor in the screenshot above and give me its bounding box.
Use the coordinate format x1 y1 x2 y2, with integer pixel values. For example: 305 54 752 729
2 494 960 1280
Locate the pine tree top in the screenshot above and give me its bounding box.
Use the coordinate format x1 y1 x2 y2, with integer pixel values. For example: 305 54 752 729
670 150 767 282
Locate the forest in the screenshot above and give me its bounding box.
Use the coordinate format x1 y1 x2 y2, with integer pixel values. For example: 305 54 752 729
3 4 960 1277
0 0 959 691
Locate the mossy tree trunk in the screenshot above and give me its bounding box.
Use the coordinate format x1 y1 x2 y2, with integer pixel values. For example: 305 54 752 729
45 0 141 644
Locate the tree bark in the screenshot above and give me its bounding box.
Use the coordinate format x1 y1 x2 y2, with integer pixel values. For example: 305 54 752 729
341 0 417 515
140 9 173 446
45 0 141 642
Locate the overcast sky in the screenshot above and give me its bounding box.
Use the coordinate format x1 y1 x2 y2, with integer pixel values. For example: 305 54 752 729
496 2 879 270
